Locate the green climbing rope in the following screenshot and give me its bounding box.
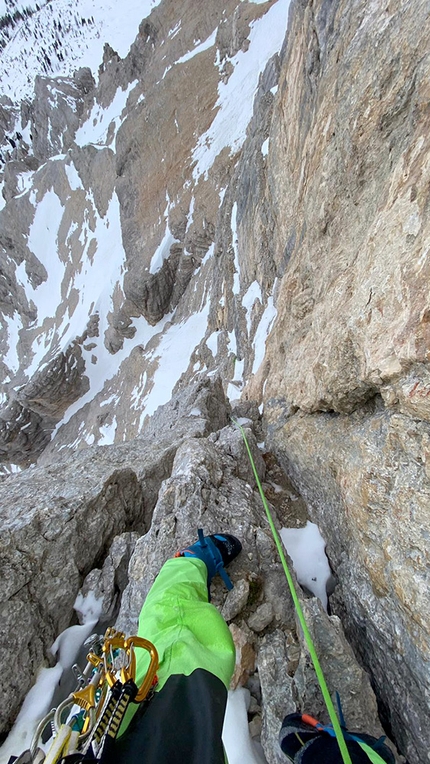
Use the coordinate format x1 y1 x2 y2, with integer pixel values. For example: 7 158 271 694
234 420 353 764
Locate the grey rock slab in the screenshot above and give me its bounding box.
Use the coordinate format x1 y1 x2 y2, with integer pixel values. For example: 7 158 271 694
214 424 266 487
248 602 274 633
293 598 385 739
257 595 395 764
0 449 145 733
0 379 229 734
269 407 429 763
117 427 286 638
222 578 250 622
78 532 139 622
259 630 295 764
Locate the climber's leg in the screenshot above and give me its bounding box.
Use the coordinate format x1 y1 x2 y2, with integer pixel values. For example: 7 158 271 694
113 543 240 764
135 555 236 692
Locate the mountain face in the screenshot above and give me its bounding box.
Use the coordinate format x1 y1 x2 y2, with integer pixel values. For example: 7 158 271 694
0 0 429 762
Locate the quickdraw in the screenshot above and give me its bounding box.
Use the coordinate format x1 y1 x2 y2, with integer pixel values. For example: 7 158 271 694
26 628 159 764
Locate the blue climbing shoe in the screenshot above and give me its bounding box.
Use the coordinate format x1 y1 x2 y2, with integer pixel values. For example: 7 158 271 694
178 529 242 591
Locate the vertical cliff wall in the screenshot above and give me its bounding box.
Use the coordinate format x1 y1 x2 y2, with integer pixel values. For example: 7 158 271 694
235 0 429 761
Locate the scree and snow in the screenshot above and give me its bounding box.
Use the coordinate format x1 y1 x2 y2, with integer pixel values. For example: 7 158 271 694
74 80 139 149
17 185 128 379
226 355 245 402
149 222 180 275
139 301 211 423
261 138 269 157
50 591 103 678
231 203 241 295
0 0 290 443
242 281 262 336
97 415 118 445
251 295 277 375
0 664 63 763
162 28 218 79
3 312 21 375
26 188 66 319
280 521 332 611
223 688 267 764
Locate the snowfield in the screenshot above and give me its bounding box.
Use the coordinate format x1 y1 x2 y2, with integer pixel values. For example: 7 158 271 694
0 0 162 102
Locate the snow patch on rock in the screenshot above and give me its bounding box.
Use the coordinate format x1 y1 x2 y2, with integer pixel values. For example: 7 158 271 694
280 521 332 611
192 0 290 180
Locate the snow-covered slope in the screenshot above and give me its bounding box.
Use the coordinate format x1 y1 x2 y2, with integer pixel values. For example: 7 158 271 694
0 0 162 101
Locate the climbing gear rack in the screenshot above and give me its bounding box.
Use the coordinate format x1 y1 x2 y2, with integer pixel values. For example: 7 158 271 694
27 628 158 764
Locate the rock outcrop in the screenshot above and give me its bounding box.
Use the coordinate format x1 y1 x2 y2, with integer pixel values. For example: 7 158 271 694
0 382 396 762
239 0 430 760
268 405 429 762
0 378 230 733
31 68 95 161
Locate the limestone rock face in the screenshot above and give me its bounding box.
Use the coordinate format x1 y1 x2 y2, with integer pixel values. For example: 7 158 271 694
31 70 95 161
238 0 430 760
268 406 429 763
253 0 430 414
244 0 430 409
239 0 430 411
